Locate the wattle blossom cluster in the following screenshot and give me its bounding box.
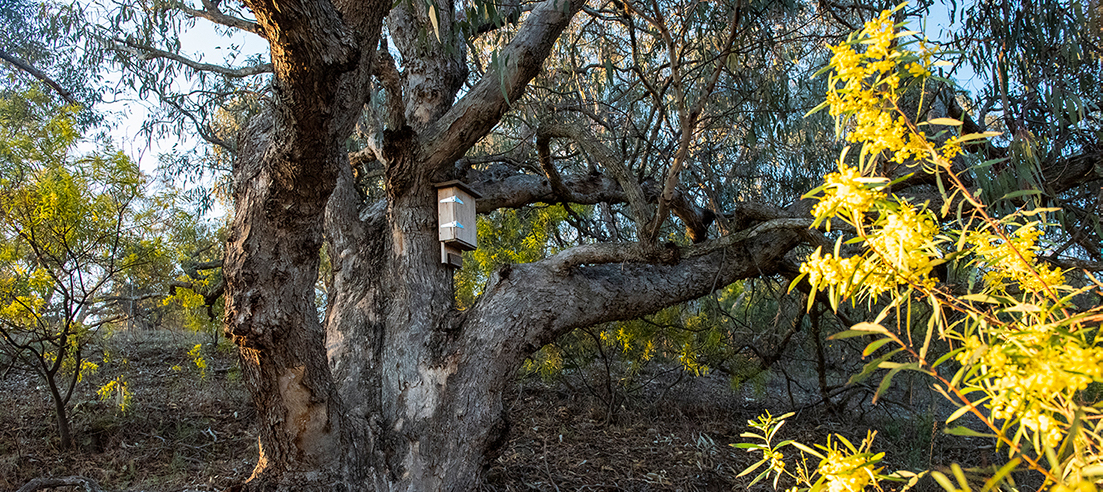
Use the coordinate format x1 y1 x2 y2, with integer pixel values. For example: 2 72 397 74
770 5 1103 491
811 163 887 223
968 223 1065 293
824 10 938 164
802 162 939 298
816 437 883 492
801 249 870 295
865 204 939 282
959 332 1103 449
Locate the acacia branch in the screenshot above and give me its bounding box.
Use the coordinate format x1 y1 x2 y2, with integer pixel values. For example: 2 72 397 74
0 47 78 105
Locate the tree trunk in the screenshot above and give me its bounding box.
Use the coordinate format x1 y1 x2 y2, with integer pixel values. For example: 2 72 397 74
223 0 810 489
45 372 73 450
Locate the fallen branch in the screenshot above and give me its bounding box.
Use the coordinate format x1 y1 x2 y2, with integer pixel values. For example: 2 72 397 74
16 476 103 492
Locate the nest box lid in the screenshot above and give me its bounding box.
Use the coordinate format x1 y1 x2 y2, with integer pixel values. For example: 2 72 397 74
433 180 482 199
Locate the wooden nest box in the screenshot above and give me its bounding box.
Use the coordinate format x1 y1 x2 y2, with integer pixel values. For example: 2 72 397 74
435 180 481 268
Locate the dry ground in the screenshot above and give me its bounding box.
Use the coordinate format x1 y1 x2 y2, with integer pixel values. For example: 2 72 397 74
1 329 1006 491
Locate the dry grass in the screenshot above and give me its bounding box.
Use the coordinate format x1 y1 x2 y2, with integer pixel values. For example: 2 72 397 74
0 329 254 491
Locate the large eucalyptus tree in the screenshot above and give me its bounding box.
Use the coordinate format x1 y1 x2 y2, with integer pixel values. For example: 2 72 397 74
82 0 1102 489
101 0 825 488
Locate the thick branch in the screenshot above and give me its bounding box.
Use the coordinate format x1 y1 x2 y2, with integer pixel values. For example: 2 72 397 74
418 0 586 172
473 126 716 241
1041 149 1103 195
1046 257 1103 272
640 180 714 243
0 47 78 105
373 45 406 130
183 259 223 279
469 164 715 244
168 276 226 314
541 217 812 272
471 171 627 212
467 224 806 360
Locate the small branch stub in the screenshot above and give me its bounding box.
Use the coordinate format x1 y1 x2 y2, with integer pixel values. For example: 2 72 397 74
436 180 481 268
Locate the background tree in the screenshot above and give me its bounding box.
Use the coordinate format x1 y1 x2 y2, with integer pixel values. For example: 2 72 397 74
0 88 151 449
0 0 102 112
83 0 1103 489
946 0 1103 267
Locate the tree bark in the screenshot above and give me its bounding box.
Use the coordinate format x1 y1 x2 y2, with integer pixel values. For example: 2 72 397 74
224 0 385 488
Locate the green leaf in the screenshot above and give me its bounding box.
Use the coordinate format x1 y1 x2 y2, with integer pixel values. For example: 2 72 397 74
944 425 995 438
746 467 772 488
951 464 970 492
804 100 830 117
732 442 766 450
999 189 1041 200
960 293 1006 304
863 337 895 356
831 323 889 340
1019 206 1061 217
980 457 1020 492
790 440 825 459
931 471 956 492
735 458 767 478
852 322 890 333
1082 464 1103 477
932 347 965 368
848 348 903 385
970 157 1010 170
830 329 875 340
954 131 1001 143
1003 303 1041 313
872 362 918 404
